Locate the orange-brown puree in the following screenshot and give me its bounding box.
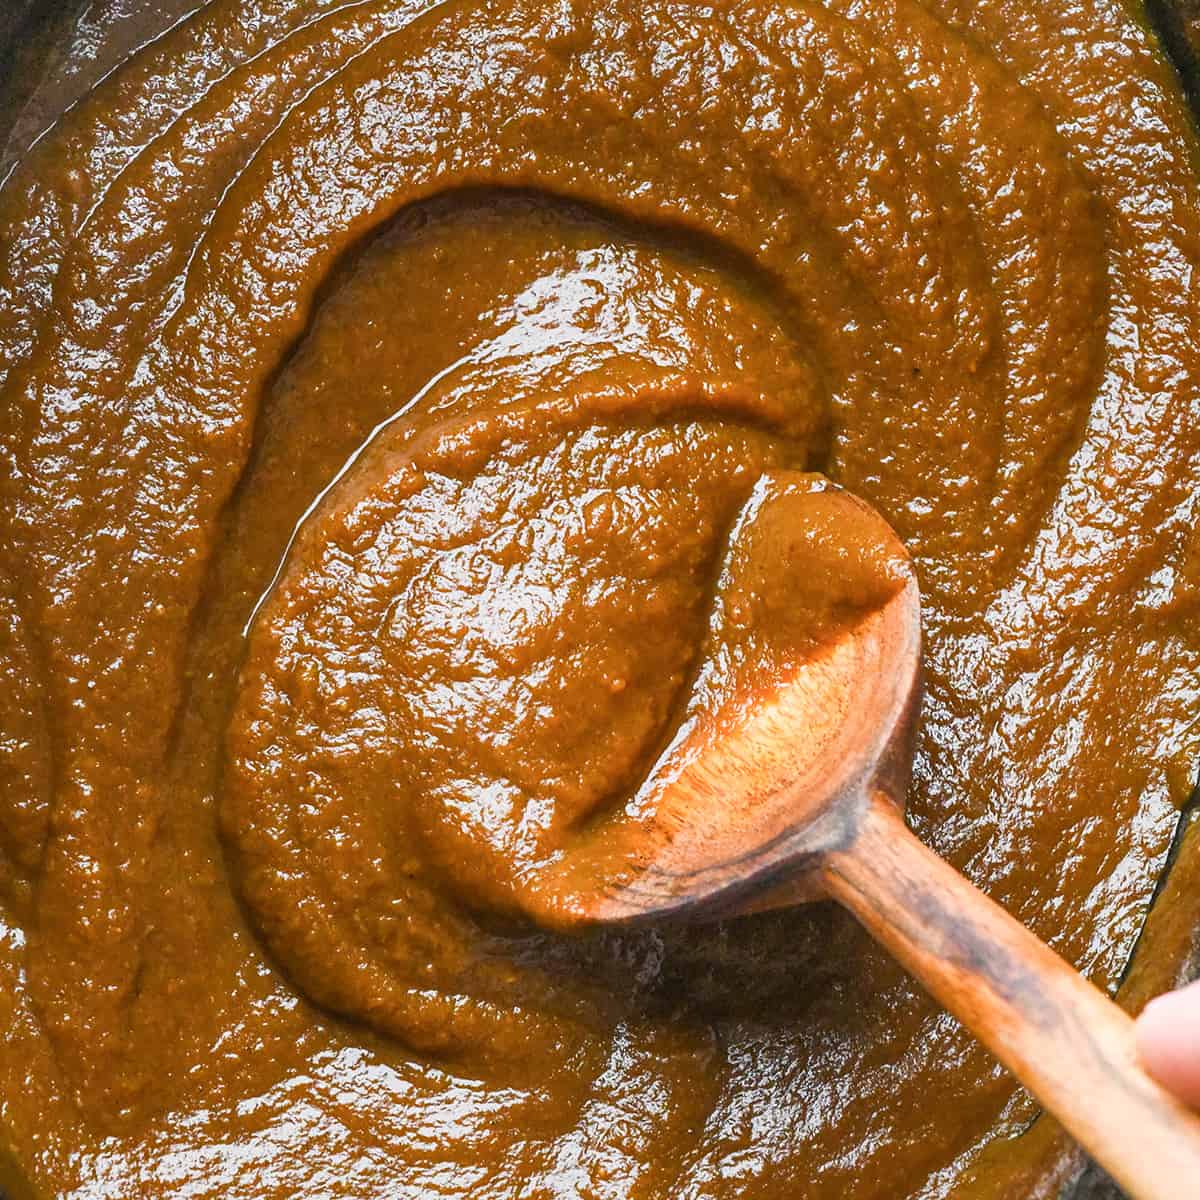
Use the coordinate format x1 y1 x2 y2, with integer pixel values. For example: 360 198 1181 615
1 1 1200 1197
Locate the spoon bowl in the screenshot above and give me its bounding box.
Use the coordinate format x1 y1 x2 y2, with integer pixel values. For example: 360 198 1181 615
575 483 922 923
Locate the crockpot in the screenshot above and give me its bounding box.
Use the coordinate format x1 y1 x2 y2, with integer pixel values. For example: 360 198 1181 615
0 3 1197 1200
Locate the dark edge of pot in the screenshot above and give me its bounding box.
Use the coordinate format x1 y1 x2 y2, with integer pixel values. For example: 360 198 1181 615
1145 0 1200 113
0 1 55 137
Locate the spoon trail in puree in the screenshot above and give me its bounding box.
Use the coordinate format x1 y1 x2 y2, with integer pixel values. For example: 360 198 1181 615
540 474 1200 1200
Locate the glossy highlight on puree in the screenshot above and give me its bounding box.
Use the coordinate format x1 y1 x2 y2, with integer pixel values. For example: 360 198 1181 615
1 0 1200 1197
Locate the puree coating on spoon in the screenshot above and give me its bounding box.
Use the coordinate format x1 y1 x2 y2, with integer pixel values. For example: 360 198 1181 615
0 1 1199 1198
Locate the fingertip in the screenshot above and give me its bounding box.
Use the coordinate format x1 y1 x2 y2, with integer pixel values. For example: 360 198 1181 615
1136 979 1200 1109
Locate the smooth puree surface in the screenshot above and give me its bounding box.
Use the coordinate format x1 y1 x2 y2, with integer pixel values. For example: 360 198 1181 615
1 1 1200 1197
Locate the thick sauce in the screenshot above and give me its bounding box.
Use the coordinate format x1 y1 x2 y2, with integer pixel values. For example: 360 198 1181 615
2 1 1200 1197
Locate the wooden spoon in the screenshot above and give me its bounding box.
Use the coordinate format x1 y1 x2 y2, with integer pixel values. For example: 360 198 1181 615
538 472 1200 1200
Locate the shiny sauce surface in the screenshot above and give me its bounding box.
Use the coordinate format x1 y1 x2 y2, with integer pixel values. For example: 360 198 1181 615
1 1 1200 1197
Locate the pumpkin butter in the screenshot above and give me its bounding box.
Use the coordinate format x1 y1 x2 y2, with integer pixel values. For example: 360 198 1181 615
2 0 1200 1197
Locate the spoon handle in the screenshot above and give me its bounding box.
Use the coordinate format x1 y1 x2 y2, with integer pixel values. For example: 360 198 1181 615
822 792 1200 1200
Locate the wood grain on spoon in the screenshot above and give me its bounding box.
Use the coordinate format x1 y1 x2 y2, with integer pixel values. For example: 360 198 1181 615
531 471 1200 1200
